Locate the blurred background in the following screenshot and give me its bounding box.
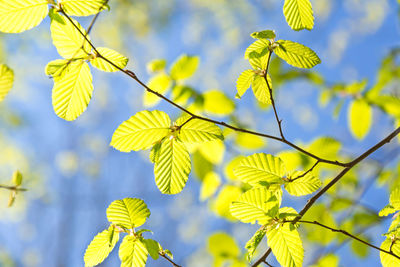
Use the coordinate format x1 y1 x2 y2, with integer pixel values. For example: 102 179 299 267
0 0 399 266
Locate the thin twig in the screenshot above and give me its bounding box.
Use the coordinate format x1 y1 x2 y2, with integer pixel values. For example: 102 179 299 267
0 185 27 192
289 160 320 182
159 253 182 267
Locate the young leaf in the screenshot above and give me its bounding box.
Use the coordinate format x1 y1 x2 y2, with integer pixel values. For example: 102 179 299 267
45 59 70 81
379 204 396 217
0 0 48 33
58 0 109 16
52 60 93 121
90 47 128 72
348 99 372 140
208 232 241 259
284 171 322 196
119 236 148 267
203 90 235 116
110 110 171 152
283 0 314 31
84 226 119 267
0 64 14 102
390 188 400 210
175 116 224 144
233 153 285 187
147 59 167 73
380 238 400 267
245 39 270 60
252 74 272 104
236 70 255 98
142 239 160 260
106 198 151 229
267 223 304 267
143 73 172 107
200 172 221 201
245 228 266 261
154 138 191 194
50 12 91 58
230 187 280 225
170 54 199 81
274 40 321 69
12 171 23 187
251 30 276 40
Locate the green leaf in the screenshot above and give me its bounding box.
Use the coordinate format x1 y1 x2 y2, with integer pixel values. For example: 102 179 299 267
390 188 400 210
212 185 242 220
50 13 91 59
251 30 276 40
0 64 14 102
274 40 320 69
348 99 372 140
379 204 396 217
380 238 400 267
200 172 221 201
267 222 304 267
90 47 128 72
84 226 119 267
203 90 235 116
234 153 285 187
245 39 270 70
236 70 254 98
198 139 225 164
245 228 266 261
251 74 272 104
142 239 160 260
310 254 339 267
143 73 172 107
119 236 148 267
170 54 199 81
175 116 224 144
283 0 314 31
106 198 150 229
208 232 240 258
52 60 93 121
230 187 280 225
12 170 22 187
59 0 109 16
154 138 191 194
147 59 167 73
0 0 48 33
45 59 70 81
284 171 321 196
110 110 171 152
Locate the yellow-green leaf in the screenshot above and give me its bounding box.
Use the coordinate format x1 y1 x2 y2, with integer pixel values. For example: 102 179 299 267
251 30 276 40
390 188 400 210
310 254 338 267
348 99 372 140
198 139 225 164
245 39 270 70
236 69 254 98
267 223 304 267
59 0 108 16
275 40 320 69
119 236 148 267
50 13 91 58
84 226 119 267
235 132 266 150
234 153 285 187
0 64 13 102
52 60 93 121
175 116 224 144
110 110 171 152
0 0 48 33
246 228 266 261
252 74 272 104
208 232 241 258
200 172 221 201
154 138 191 194
12 170 22 186
142 239 160 260
170 54 199 81
45 59 70 81
212 185 242 221
230 187 280 225
147 59 167 73
284 171 321 196
90 47 128 72
380 238 400 267
283 0 314 31
143 73 172 107
203 90 235 116
379 204 396 217
106 198 150 229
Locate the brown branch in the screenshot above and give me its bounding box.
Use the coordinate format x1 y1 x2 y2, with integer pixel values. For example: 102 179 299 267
159 252 182 267
291 220 400 260
0 185 27 192
289 160 320 182
57 10 351 168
